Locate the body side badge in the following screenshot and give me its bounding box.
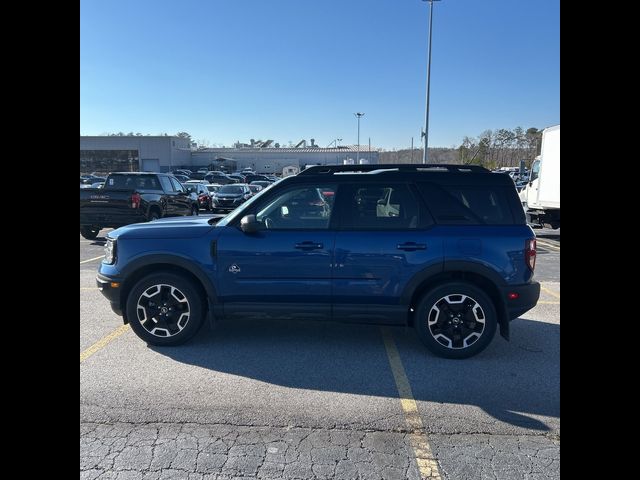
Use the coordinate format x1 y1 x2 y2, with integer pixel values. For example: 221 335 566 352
228 264 241 274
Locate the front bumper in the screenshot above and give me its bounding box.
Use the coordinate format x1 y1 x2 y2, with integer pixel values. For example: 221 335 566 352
501 281 541 320
96 273 124 316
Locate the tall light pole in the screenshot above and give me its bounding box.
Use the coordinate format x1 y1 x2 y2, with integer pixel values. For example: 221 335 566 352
421 0 441 164
354 112 364 164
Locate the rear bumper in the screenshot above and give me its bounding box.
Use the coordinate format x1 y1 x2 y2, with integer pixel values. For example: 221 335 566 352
80 212 147 228
96 273 124 316
501 281 541 320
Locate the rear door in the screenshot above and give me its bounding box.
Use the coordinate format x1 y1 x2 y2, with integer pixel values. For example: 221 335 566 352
332 182 443 324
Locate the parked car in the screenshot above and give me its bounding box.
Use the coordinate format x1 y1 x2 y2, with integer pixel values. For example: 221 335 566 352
210 184 253 213
205 172 237 185
96 164 540 359
227 173 247 183
183 182 213 211
247 184 263 194
173 174 190 183
249 180 272 190
244 174 271 183
91 182 105 189
205 184 222 196
79 172 197 239
171 169 191 177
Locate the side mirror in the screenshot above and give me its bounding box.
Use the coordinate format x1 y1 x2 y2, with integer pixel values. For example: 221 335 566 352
240 214 260 234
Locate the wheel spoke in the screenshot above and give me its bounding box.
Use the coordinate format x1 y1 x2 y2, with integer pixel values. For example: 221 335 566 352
136 284 191 338
427 293 486 350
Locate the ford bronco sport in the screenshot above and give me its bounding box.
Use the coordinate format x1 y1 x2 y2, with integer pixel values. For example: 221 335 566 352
96 164 540 358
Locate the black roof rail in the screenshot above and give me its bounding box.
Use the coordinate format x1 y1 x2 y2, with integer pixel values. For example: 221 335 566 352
298 164 490 175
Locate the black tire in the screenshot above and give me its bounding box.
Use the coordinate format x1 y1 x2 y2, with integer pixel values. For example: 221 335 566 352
191 204 199 216
149 210 161 221
80 226 100 240
414 282 497 359
125 272 206 346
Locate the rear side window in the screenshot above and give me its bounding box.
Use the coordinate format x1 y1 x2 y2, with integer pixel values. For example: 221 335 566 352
340 183 427 230
159 176 174 192
417 183 514 225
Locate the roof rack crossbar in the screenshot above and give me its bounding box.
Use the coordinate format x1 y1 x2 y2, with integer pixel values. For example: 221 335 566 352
298 164 489 175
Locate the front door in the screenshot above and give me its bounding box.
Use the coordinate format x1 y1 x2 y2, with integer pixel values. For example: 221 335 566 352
216 184 338 321
169 177 191 214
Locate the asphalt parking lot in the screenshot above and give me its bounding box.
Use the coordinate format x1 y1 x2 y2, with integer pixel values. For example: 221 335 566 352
81 221 559 480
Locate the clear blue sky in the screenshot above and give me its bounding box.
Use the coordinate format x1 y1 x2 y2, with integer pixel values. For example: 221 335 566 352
80 0 559 150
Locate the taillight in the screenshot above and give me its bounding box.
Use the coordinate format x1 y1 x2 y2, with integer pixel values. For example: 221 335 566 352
525 238 536 271
131 192 141 209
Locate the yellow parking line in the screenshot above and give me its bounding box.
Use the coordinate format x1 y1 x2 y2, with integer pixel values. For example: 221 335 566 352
80 324 130 362
536 239 560 252
540 285 560 300
80 255 104 265
381 327 442 479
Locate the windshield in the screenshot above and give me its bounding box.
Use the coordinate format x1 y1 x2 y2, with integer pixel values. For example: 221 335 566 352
218 185 245 194
206 185 219 192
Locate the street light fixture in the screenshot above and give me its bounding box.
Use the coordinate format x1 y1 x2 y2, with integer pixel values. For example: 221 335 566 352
354 112 365 164
421 0 441 164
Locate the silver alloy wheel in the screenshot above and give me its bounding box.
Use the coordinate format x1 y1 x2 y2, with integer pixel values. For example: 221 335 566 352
136 284 191 337
427 294 486 349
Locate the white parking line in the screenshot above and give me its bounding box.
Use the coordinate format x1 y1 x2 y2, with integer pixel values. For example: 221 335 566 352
80 255 104 265
536 239 560 252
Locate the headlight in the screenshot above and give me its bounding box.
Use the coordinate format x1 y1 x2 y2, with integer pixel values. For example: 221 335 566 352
104 238 116 264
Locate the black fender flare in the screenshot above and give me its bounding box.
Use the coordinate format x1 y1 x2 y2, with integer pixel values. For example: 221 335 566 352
120 253 218 303
401 260 510 340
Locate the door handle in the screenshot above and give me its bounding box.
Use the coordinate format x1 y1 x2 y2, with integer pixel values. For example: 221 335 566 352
397 242 427 251
295 241 324 250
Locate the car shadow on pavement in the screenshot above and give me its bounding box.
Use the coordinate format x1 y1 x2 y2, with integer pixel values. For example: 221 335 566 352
150 316 559 432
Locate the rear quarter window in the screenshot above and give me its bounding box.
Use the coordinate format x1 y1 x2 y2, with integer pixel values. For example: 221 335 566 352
417 182 516 225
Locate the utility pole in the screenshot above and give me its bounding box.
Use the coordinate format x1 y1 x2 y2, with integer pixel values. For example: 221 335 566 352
421 0 441 164
411 137 414 163
354 112 365 164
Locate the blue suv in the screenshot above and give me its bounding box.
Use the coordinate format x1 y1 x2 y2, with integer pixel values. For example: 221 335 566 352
97 164 540 358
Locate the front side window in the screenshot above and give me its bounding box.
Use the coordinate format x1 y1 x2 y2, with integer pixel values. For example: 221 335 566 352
530 160 540 182
255 185 336 230
158 176 174 193
170 178 185 193
340 183 421 230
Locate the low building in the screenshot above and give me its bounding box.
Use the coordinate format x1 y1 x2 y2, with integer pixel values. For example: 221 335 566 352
80 136 192 174
80 136 379 175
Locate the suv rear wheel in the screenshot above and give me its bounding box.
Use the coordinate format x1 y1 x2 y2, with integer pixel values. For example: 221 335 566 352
414 282 497 359
125 273 205 346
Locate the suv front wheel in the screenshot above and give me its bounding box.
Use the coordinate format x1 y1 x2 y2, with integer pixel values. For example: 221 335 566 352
414 282 497 359
125 273 205 346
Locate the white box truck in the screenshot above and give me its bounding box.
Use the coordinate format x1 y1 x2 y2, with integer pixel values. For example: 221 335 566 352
519 124 560 229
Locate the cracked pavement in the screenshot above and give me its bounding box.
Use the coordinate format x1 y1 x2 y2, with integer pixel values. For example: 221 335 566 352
81 228 560 479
